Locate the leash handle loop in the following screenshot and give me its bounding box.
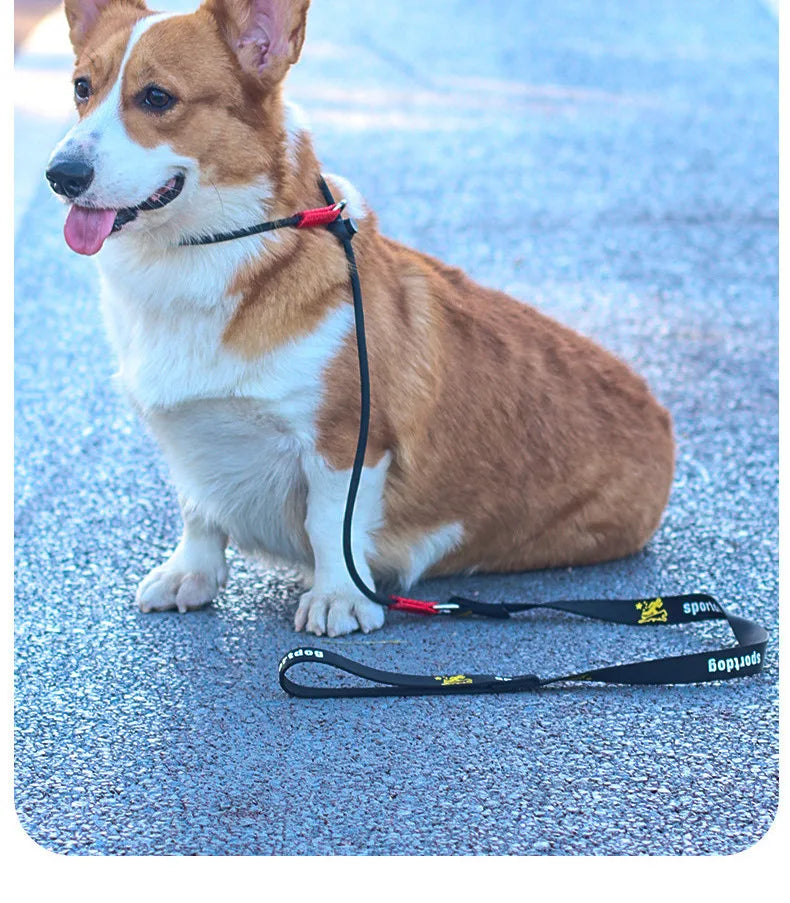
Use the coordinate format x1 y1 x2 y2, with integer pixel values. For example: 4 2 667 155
278 593 767 698
278 646 542 698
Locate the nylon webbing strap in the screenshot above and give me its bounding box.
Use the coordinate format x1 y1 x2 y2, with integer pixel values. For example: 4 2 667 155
278 593 767 698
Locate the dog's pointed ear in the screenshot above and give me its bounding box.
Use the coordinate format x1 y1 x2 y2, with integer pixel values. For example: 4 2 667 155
64 0 149 53
204 0 311 86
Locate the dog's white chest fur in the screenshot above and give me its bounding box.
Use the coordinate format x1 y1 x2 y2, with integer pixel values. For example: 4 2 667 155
98 238 353 561
147 398 312 562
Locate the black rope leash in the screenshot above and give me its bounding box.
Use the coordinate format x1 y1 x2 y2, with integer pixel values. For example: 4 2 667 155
178 192 348 246
180 176 769 699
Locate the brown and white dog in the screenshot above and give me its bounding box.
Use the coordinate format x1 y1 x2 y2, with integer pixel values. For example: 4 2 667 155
46 0 675 636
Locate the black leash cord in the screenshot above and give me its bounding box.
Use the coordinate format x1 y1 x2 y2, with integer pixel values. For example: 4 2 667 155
180 214 303 245
177 175 768 698
314 179 396 610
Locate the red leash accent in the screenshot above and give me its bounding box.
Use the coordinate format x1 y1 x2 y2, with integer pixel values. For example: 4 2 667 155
389 596 441 615
297 201 347 229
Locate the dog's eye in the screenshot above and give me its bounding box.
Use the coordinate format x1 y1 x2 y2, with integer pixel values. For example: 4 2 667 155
74 78 91 102
141 85 176 112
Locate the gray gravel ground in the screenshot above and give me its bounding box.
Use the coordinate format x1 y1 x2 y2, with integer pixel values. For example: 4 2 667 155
14 0 777 855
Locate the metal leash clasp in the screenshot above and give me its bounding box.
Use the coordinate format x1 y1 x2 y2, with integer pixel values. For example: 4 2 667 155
432 602 461 615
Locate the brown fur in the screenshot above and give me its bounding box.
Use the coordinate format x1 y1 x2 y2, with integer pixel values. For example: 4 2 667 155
65 0 146 55
71 0 675 577
66 1 146 109
315 231 674 573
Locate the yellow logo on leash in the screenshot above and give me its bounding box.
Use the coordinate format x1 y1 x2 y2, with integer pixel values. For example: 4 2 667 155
636 597 668 624
434 674 474 686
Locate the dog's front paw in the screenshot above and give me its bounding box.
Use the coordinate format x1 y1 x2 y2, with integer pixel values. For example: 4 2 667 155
136 557 228 614
294 588 386 637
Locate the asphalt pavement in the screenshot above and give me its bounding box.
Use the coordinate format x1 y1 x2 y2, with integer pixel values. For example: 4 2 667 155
14 0 778 855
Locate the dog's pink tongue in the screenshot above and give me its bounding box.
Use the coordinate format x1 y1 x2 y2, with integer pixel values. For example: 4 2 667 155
63 206 117 255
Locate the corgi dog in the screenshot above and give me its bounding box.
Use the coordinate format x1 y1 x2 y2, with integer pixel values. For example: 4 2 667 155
47 0 674 637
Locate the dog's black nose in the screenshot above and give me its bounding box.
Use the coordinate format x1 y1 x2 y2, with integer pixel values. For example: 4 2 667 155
46 159 94 199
